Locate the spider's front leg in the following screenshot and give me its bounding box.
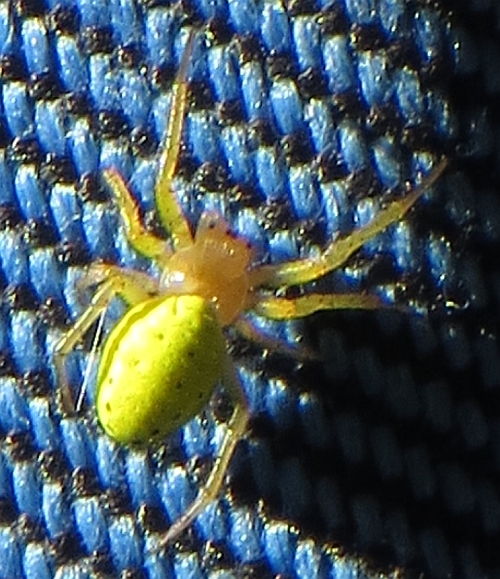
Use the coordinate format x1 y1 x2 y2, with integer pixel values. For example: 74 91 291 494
102 30 198 262
153 29 197 252
250 159 448 291
102 170 172 264
253 292 385 320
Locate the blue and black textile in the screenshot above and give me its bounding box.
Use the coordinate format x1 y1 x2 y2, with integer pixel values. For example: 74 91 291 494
0 1 499 578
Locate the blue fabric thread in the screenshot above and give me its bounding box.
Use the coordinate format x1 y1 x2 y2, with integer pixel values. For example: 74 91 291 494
0 0 482 578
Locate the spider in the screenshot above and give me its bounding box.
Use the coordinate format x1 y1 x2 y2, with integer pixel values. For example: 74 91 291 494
54 30 447 550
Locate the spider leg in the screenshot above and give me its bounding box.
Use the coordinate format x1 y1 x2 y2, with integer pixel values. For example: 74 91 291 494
234 317 318 360
253 293 388 320
151 352 249 550
154 29 197 251
54 266 159 413
103 169 172 263
78 263 160 302
250 159 448 290
102 31 197 261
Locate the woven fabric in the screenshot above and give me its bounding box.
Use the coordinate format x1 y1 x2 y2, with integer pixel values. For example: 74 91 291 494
0 0 497 578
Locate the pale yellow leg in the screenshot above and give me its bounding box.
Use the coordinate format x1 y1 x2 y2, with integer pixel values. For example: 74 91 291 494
102 169 171 263
250 159 448 289
253 292 386 320
154 29 197 251
234 317 318 361
103 31 196 260
54 266 160 413
151 353 249 551
77 264 159 302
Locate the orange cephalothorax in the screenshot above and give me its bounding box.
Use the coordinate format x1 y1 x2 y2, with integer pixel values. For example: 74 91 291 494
160 213 253 326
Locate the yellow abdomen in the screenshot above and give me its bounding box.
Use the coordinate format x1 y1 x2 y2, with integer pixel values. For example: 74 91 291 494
96 294 226 445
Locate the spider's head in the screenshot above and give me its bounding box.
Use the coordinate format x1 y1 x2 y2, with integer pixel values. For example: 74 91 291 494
160 212 254 326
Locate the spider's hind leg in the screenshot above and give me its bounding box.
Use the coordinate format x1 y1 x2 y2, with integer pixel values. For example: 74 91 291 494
54 266 159 413
234 317 319 361
151 352 250 550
